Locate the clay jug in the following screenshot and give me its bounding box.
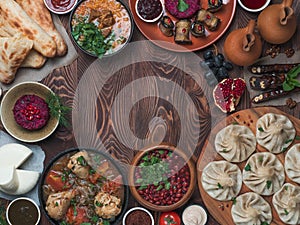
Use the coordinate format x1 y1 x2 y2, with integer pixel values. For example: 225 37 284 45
257 0 296 44
224 19 262 67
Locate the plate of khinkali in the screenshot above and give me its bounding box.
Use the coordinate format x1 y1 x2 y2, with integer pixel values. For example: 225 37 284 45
273 183 300 225
201 160 242 201
256 113 296 154
243 152 285 196
215 124 256 163
197 107 300 225
285 144 300 184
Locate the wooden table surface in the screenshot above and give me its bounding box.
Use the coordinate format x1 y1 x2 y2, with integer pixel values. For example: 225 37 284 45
2 0 300 224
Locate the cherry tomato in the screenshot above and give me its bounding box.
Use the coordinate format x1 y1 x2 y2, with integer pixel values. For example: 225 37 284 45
45 170 71 191
159 211 181 225
66 206 89 225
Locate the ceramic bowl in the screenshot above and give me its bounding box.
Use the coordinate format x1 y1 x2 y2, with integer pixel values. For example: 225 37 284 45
6 197 41 225
129 144 196 212
135 0 164 23
237 0 271 13
43 0 78 14
69 0 134 58
38 148 129 225
122 207 154 225
0 82 59 142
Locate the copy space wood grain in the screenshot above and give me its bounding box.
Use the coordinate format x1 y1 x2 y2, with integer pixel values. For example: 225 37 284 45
197 107 300 225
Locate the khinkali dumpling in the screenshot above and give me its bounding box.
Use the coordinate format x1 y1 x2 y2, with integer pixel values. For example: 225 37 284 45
256 113 295 154
201 160 242 201
243 152 285 196
285 143 300 184
215 125 256 163
231 192 272 225
273 183 300 225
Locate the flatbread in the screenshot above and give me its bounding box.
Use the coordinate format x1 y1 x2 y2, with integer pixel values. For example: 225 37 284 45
0 0 56 57
21 50 47 68
0 23 46 68
0 34 33 84
15 0 68 56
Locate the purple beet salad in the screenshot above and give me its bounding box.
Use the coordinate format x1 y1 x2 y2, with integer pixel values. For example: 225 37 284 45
13 95 50 130
165 0 200 19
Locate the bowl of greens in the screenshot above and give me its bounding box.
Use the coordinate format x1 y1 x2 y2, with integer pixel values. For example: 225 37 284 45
69 0 133 58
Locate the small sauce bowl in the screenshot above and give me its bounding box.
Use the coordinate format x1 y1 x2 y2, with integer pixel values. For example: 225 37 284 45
122 207 154 225
43 0 78 14
6 197 40 225
237 0 270 13
135 0 164 23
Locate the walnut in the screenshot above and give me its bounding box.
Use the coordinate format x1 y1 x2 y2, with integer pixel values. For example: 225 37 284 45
286 98 297 109
284 48 295 58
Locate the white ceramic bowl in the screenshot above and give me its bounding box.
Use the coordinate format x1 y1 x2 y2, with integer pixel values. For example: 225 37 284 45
43 0 78 14
6 197 41 225
135 0 164 23
122 207 154 225
237 0 270 13
0 82 59 143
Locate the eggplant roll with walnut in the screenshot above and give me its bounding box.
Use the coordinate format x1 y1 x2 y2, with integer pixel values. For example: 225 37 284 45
174 19 192 44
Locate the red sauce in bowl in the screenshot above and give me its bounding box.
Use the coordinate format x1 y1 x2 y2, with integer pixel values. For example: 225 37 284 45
45 0 77 13
136 0 162 21
240 0 266 10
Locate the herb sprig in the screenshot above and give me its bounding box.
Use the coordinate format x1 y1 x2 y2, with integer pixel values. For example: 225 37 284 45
46 93 71 127
283 65 300 91
177 0 189 12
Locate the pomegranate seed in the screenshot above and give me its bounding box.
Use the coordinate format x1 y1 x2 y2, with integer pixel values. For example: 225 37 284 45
182 28 186 33
206 14 211 19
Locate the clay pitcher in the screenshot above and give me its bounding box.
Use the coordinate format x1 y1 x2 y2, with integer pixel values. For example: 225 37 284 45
257 0 296 44
224 19 262 67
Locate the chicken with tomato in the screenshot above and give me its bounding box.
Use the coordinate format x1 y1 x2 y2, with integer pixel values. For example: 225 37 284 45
42 150 125 225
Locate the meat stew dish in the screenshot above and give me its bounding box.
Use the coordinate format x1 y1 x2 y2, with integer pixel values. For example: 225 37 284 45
39 148 128 225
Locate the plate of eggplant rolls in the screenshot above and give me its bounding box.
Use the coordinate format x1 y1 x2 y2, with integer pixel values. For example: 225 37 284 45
129 0 236 52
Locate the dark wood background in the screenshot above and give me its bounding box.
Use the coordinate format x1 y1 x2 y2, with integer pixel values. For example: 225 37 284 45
2 0 300 224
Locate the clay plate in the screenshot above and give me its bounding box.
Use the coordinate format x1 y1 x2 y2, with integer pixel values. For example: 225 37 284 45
0 82 59 143
129 0 236 52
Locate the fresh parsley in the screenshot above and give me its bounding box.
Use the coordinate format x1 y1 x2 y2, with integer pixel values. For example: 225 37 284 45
266 180 272 189
285 185 289 191
46 93 71 127
217 183 223 189
231 197 236 205
244 164 251 171
77 156 87 166
261 222 269 225
135 152 171 191
284 209 289 215
282 147 288 153
282 65 300 91
258 127 264 132
258 155 264 163
285 139 293 144
177 0 189 12
295 135 300 140
220 149 228 153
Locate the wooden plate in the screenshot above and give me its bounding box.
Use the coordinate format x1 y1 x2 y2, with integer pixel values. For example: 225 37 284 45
197 107 300 225
128 0 236 52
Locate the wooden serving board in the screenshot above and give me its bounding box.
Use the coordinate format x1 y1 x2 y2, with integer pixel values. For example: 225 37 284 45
197 107 300 225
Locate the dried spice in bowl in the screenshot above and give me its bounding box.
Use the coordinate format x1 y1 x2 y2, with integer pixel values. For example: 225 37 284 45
123 207 154 225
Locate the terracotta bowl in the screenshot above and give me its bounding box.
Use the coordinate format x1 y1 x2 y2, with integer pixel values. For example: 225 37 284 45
0 82 59 142
129 144 196 212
